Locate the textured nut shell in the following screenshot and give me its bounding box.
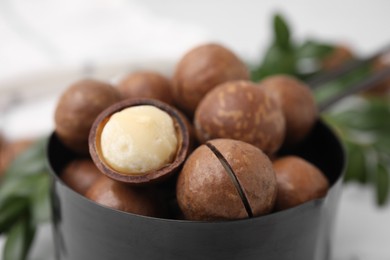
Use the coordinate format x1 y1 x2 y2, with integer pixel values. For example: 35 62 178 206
85 175 164 217
173 43 249 116
209 139 277 217
89 98 190 185
176 144 247 221
176 139 277 221
177 110 198 153
118 71 175 105
61 159 102 195
194 80 285 155
273 156 329 211
55 79 122 154
260 75 317 145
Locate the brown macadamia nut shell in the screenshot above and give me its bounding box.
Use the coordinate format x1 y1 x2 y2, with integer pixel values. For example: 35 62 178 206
85 175 165 217
55 79 122 155
89 98 190 186
118 71 175 105
322 45 355 71
273 155 329 211
172 43 249 116
176 138 277 221
259 75 318 146
61 159 102 195
194 80 285 155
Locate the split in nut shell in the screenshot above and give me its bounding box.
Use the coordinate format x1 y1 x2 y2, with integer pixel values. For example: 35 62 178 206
176 139 277 221
89 98 191 186
53 42 329 220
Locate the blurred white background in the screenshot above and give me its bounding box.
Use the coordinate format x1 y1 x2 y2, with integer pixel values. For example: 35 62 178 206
1 0 390 259
1 0 390 83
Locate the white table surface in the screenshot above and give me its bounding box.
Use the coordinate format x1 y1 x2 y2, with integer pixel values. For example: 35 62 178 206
1 1 390 259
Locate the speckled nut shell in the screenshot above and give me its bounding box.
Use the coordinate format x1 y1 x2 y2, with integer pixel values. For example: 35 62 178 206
61 158 102 195
55 79 122 155
117 71 175 106
85 175 166 217
176 139 277 221
89 98 190 186
194 80 285 156
259 75 318 146
172 43 249 116
273 155 329 211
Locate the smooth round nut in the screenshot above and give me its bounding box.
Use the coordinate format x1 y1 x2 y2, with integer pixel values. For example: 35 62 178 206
61 158 102 195
100 105 178 174
194 80 285 155
364 57 390 96
173 43 249 116
85 175 166 217
55 79 122 154
259 75 318 145
176 138 277 221
117 71 175 105
89 98 190 185
273 155 329 211
321 45 355 71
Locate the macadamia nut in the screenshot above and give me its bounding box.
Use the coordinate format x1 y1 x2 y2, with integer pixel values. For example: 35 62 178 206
100 105 178 175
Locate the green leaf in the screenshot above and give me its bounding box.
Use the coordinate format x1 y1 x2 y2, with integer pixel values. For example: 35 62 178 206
375 135 390 155
314 81 347 104
0 173 45 207
3 138 48 180
375 163 389 206
313 63 371 103
30 174 51 225
273 14 291 50
3 215 36 260
0 197 29 234
294 40 335 77
344 142 368 183
336 99 390 131
0 136 50 259
253 44 297 80
296 40 334 59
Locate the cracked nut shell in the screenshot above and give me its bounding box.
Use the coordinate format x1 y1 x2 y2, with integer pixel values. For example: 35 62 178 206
89 98 190 186
176 138 277 221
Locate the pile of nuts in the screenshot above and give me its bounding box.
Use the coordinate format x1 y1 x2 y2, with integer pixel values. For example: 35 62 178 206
55 43 329 221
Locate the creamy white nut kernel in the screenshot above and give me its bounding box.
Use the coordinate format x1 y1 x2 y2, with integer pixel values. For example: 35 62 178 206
100 105 178 175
